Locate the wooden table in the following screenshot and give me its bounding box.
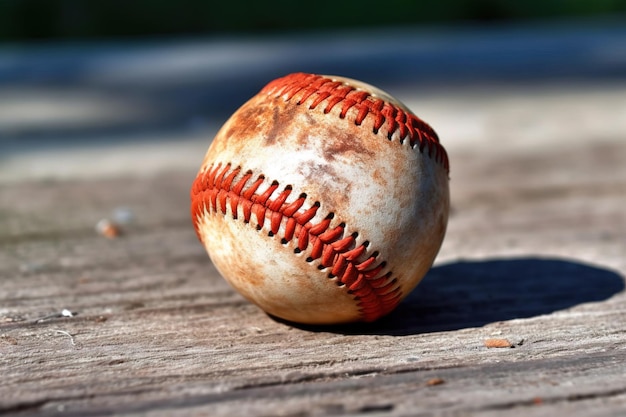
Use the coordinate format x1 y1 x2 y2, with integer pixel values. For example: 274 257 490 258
1 82 625 416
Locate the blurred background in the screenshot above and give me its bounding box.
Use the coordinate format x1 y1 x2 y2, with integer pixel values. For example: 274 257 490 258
2 0 625 39
1 0 625 181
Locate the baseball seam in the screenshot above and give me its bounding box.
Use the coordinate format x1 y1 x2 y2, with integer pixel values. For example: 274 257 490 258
262 72 449 173
191 162 403 322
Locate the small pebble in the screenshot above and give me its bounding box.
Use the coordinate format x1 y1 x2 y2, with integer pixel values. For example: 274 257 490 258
96 218 122 238
426 377 445 386
484 338 513 348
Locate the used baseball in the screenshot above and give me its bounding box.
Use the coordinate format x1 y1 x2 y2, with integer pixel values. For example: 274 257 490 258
191 73 449 325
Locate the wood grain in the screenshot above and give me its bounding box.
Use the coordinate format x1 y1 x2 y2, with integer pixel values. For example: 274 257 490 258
1 106 626 416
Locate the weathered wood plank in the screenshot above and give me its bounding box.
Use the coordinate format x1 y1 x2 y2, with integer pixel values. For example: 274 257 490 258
1 115 625 416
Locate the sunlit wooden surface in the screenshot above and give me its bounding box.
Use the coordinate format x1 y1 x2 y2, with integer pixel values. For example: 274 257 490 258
1 73 625 416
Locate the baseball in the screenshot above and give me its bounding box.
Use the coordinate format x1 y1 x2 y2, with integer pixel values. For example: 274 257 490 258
191 72 449 325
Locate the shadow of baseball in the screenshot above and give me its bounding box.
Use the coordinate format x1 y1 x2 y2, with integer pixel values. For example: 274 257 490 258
286 257 625 336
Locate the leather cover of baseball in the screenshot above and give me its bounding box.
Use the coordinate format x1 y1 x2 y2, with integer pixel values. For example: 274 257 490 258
191 73 449 325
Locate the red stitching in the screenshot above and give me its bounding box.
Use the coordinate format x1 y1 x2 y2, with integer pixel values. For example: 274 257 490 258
262 72 449 173
191 162 402 322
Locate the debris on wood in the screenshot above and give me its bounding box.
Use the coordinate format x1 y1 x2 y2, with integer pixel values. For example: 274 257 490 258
484 338 514 348
35 309 77 323
1 334 18 345
96 218 122 238
426 377 445 386
54 330 77 347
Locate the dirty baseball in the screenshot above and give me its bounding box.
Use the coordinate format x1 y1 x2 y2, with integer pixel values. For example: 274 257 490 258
190 72 450 325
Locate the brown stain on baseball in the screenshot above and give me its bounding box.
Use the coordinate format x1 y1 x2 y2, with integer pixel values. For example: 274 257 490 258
372 169 384 187
225 102 265 143
303 110 318 128
234 95 301 148
295 121 311 148
323 128 374 163
264 101 290 146
290 102 378 165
